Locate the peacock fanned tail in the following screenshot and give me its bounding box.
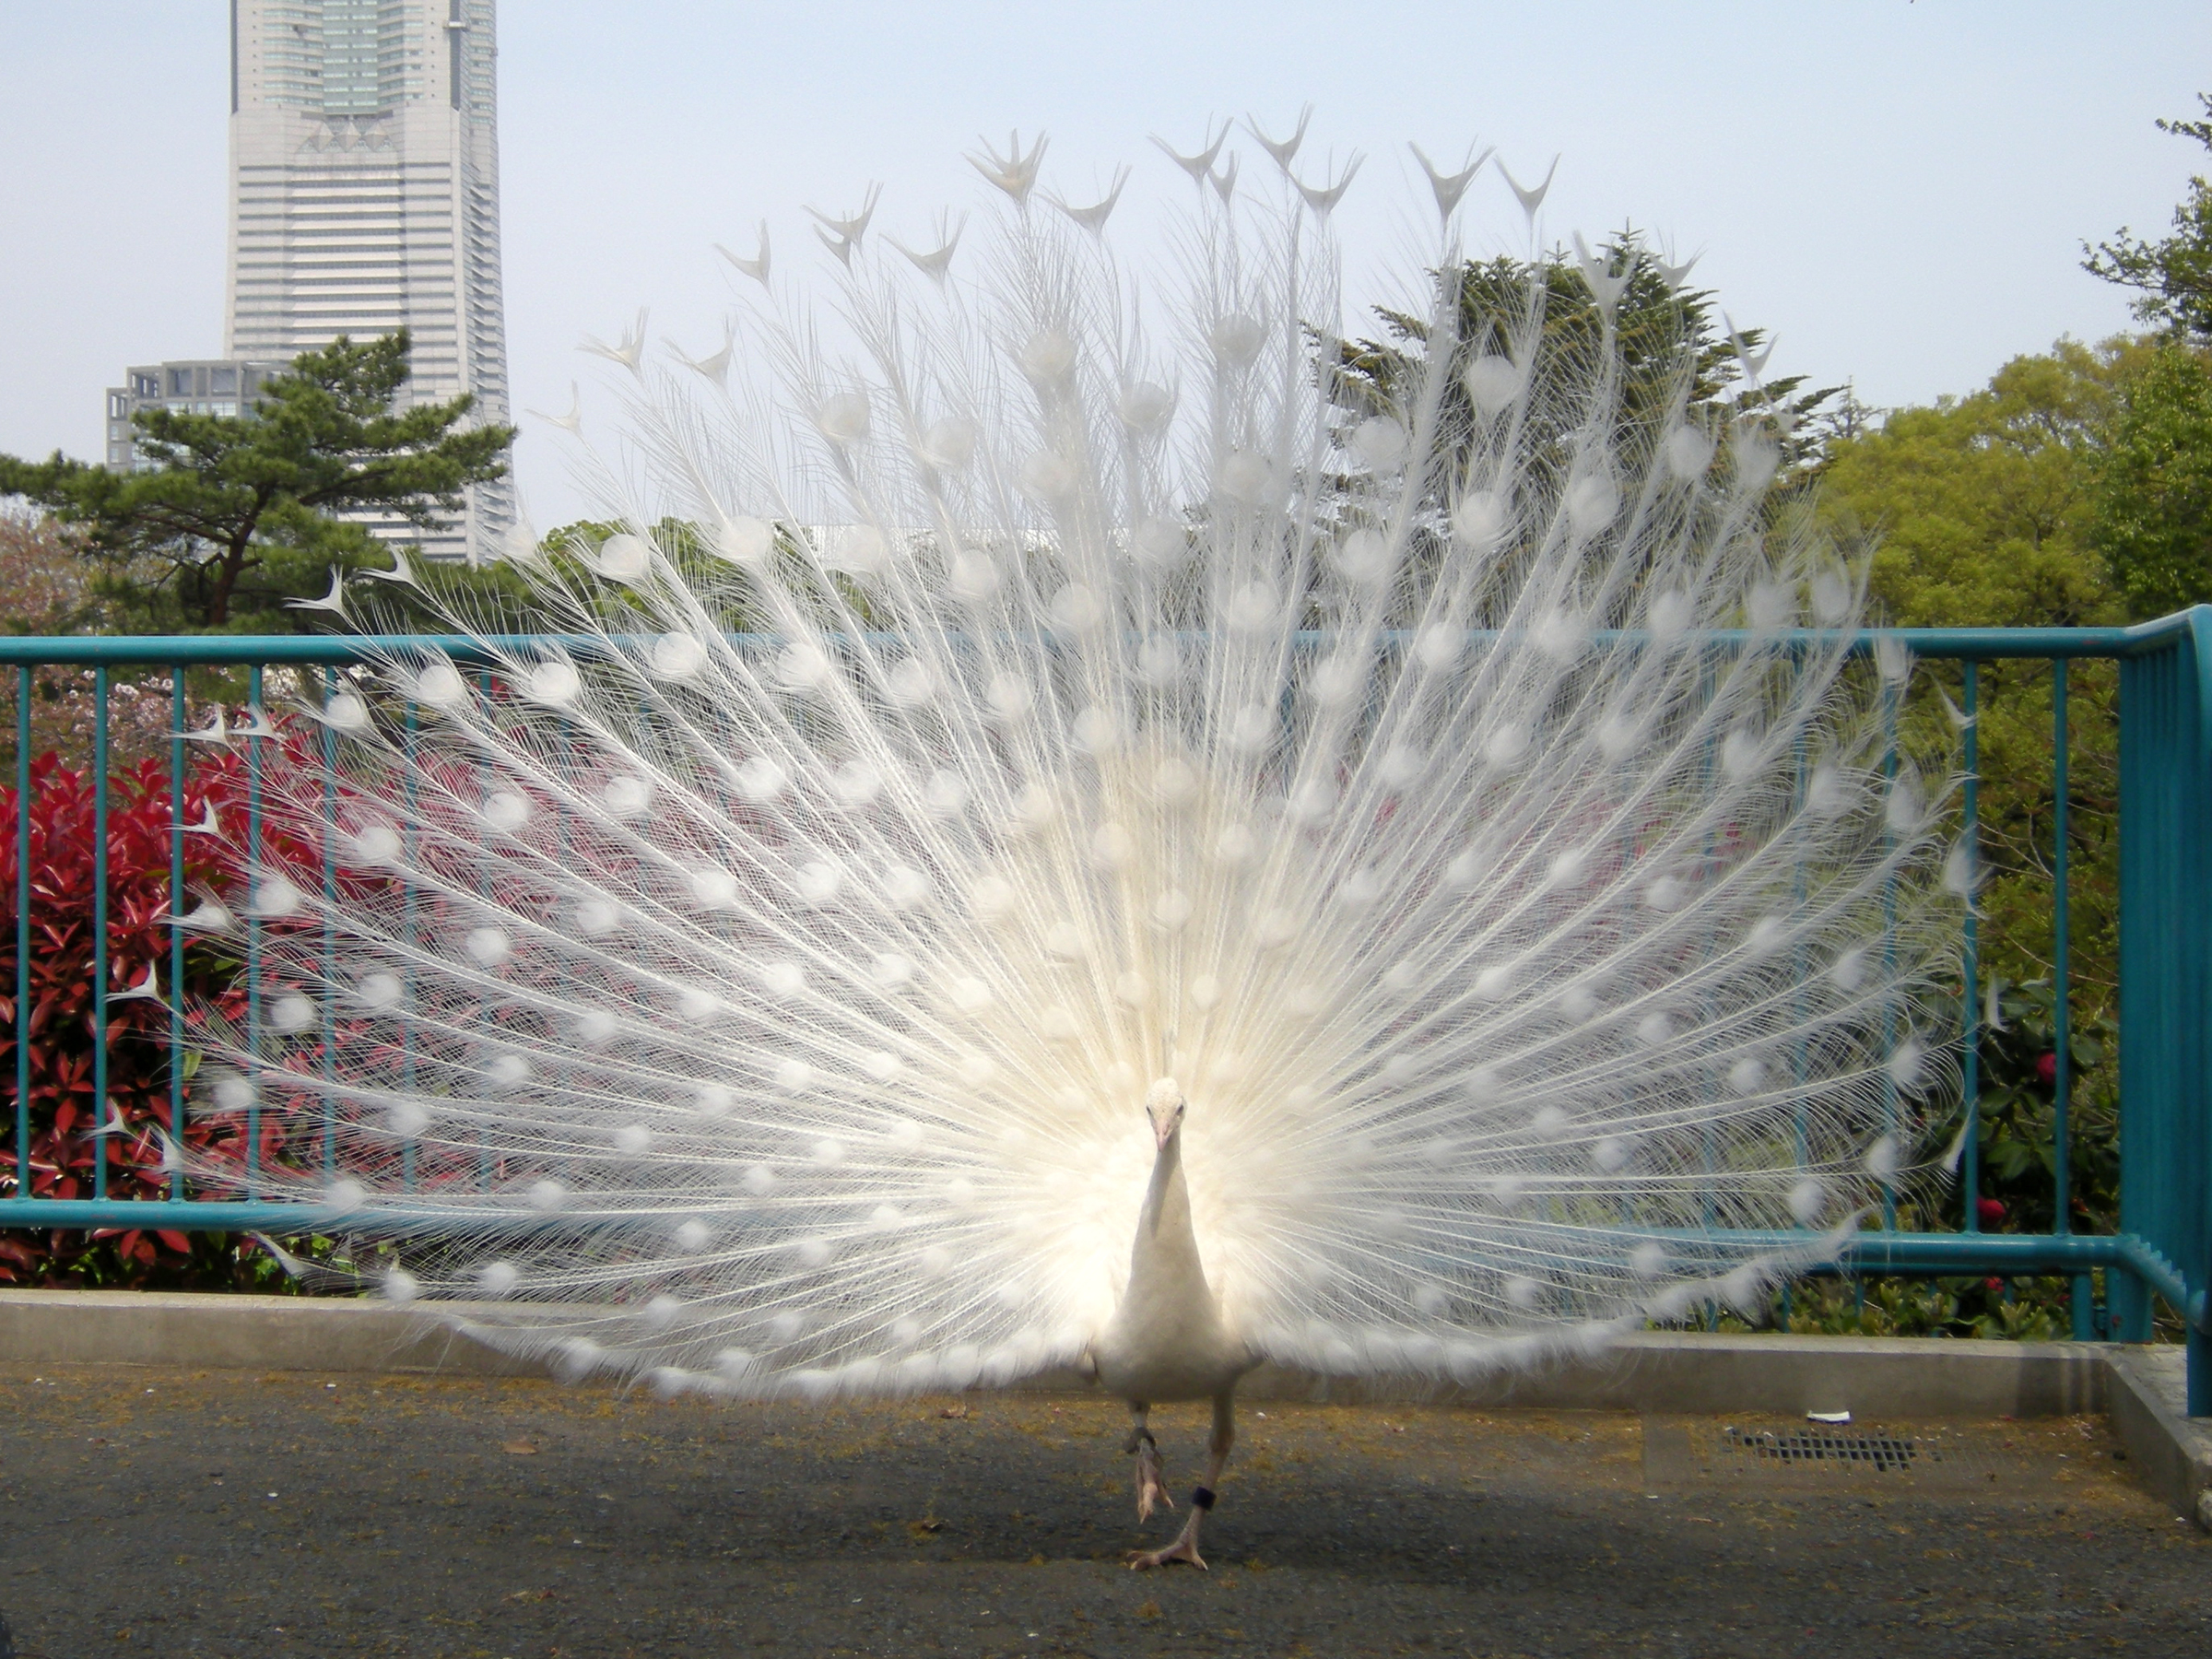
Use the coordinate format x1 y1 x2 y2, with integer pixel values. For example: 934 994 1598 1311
198 133 1959 1399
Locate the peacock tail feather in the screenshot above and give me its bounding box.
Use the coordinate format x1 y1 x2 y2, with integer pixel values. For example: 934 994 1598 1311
194 132 1959 1399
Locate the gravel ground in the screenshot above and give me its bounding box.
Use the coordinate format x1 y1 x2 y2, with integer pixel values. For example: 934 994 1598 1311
1 1362 2206 1657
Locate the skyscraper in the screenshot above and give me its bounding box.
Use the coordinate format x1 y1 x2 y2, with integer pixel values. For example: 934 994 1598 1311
224 0 512 562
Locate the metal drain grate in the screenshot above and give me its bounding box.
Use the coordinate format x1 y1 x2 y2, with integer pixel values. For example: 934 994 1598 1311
1719 1427 1928 1473
1641 1418 2053 1492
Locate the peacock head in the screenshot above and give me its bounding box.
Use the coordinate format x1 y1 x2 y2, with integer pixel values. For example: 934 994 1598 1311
1144 1077 1186 1150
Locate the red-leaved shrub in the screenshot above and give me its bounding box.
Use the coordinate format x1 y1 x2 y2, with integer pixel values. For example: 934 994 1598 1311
0 749 277 1284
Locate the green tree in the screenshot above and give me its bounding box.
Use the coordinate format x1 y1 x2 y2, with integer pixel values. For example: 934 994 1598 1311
1818 340 2130 631
2082 92 2212 342
1324 236 1841 629
1337 233 1843 489
2092 339 2212 617
2082 94 2212 618
0 332 514 633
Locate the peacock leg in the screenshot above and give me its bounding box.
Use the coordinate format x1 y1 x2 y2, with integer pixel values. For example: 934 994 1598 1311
1127 1391 1235 1571
1124 1403 1172 1522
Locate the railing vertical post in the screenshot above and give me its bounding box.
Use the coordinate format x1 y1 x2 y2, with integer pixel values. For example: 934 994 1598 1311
475 668 497 1196
91 667 111 1202
2182 614 2212 1412
169 668 187 1199
2050 660 2093 1337
1879 653 1900 1232
320 667 337 1178
2116 609 2212 1397
2114 643 2158 1347
2185 615 2212 1411
12 667 29 1200
245 665 265 1184
1961 660 1981 1233
402 697 418 1194
1698 644 1718 1243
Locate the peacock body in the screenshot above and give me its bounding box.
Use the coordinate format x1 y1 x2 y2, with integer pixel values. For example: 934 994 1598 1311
201 127 1955 1492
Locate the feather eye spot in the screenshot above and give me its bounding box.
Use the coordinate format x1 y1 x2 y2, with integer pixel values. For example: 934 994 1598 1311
477 1261 520 1298
252 877 303 919
1118 382 1174 434
1210 314 1265 366
482 791 532 833
355 971 402 1012
349 822 404 865
713 516 773 567
651 634 707 679
409 664 469 709
527 662 582 707
815 393 872 444
483 1053 529 1090
600 775 654 818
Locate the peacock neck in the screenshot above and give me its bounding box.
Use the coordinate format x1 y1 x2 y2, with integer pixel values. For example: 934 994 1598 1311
1134 1127 1206 1288
1098 1113 1249 1400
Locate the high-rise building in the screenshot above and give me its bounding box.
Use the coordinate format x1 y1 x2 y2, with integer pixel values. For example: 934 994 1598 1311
223 0 513 562
104 359 288 471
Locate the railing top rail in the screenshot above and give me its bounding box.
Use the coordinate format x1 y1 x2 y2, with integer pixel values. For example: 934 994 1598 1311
2 606 2206 668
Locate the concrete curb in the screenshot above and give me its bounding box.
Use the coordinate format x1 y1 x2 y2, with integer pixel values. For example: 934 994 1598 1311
2104 1345 2212 1526
0 1289 535 1377
1275 1329 2110 1416
2 1289 2202 1522
0 1293 2108 1412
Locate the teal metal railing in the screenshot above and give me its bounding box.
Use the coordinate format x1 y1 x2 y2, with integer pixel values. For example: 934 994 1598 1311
2114 609 2212 1406
4 617 2209 1409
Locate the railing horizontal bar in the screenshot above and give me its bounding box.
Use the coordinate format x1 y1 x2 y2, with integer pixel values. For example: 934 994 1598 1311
0 1198 618 1239
3 1199 2194 1328
0 635 595 667
1680 1228 2203 1327
1 610 2205 668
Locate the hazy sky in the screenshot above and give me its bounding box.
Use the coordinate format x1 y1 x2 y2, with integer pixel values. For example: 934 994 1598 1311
4 3 2207 533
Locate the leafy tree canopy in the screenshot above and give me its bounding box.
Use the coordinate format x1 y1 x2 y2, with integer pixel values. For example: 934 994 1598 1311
1817 339 2135 629
2090 338 2212 618
2083 93 2212 343
1311 234 1847 629
0 332 514 634
1336 231 1847 494
2077 96 2212 618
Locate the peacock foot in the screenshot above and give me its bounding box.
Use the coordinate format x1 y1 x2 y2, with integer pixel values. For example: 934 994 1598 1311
1134 1439 1173 1522
1126 1533 1206 1571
